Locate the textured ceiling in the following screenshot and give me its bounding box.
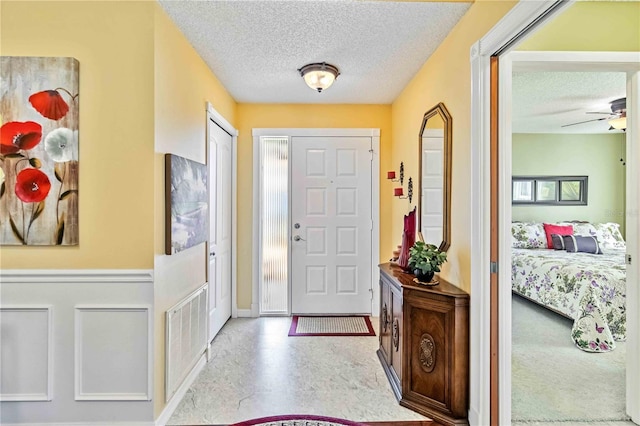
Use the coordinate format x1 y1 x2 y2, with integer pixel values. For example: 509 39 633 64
512 71 627 134
158 1 627 134
158 0 472 104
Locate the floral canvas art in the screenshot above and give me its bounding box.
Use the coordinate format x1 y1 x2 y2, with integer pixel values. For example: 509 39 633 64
165 154 208 255
0 57 79 245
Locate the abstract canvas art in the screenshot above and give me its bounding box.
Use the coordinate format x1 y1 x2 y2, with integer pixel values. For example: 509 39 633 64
0 57 79 245
165 154 208 255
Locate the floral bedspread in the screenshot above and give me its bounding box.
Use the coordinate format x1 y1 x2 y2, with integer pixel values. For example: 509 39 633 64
511 248 626 352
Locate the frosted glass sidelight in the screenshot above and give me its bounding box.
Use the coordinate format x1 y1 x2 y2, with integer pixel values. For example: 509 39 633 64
260 137 289 314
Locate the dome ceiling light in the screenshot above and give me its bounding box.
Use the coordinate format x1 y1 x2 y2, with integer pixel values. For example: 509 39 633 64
298 62 340 93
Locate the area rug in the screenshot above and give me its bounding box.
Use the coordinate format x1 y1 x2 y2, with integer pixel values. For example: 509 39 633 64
230 414 368 426
288 316 375 337
512 294 629 422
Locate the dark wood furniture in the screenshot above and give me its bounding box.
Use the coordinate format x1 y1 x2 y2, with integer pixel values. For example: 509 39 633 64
377 263 470 426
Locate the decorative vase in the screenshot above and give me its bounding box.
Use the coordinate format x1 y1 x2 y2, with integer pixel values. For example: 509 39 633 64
397 207 416 270
414 270 434 284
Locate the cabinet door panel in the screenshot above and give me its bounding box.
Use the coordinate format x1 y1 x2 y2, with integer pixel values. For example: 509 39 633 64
407 302 448 405
379 279 392 363
390 282 403 380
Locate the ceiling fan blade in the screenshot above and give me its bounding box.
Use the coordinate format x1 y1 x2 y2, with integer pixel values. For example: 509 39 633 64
585 111 612 115
561 116 609 128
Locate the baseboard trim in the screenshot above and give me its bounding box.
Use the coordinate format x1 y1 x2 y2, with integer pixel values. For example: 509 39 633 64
155 354 206 426
236 308 253 318
468 407 481 426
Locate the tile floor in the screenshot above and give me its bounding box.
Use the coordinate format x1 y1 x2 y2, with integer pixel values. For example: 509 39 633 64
167 316 639 426
167 316 428 425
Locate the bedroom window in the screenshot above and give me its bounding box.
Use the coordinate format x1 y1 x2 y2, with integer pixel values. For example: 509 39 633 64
512 176 588 205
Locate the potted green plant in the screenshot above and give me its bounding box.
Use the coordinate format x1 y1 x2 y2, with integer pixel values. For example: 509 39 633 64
408 241 447 284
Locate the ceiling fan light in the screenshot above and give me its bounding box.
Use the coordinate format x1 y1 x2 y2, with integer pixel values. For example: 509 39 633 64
298 62 340 93
608 116 627 130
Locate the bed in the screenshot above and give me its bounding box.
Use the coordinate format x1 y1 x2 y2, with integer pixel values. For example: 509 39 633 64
510 221 627 352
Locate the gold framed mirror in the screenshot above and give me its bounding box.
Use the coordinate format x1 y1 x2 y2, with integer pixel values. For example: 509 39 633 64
417 102 452 251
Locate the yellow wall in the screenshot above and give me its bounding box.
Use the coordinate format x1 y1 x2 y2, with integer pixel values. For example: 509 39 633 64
391 1 516 292
235 103 392 309
153 4 237 417
0 0 156 269
518 1 640 51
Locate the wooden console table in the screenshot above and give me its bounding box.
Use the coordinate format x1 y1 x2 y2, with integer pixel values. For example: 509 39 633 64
377 262 469 426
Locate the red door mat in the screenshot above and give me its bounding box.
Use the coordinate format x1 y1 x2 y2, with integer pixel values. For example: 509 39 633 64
288 316 375 336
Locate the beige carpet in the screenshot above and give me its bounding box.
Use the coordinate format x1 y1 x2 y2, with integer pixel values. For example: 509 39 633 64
511 294 630 422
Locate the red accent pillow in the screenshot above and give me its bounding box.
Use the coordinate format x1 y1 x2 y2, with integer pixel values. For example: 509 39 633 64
543 223 573 249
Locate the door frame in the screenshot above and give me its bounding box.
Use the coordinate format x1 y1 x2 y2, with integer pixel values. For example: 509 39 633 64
499 50 640 425
206 102 238 321
470 3 640 424
252 128 381 317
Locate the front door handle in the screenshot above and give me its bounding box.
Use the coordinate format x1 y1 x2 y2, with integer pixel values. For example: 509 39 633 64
293 235 306 242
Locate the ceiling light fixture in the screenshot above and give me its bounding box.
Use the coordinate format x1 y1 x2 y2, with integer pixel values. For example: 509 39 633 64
298 62 340 93
608 115 627 131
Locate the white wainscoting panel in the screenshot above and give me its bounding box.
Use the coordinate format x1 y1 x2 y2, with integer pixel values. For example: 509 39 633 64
0 270 154 425
0 306 53 401
75 306 152 401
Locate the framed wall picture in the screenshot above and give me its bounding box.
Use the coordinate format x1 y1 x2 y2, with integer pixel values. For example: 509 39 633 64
165 154 208 255
512 176 588 206
0 57 79 245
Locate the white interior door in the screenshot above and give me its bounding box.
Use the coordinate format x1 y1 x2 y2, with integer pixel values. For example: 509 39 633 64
421 129 444 245
290 136 372 314
208 119 232 341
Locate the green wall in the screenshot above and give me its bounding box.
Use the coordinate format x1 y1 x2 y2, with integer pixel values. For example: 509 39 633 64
512 133 626 235
518 1 640 52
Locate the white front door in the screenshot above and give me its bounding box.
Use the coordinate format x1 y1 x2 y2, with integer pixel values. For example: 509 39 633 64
208 119 232 341
290 136 372 314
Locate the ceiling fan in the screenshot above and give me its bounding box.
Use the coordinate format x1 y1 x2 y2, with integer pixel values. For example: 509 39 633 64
561 97 627 130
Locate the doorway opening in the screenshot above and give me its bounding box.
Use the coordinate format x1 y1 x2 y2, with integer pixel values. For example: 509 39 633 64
469 3 640 424
509 68 628 422
499 51 639 425
206 103 238 343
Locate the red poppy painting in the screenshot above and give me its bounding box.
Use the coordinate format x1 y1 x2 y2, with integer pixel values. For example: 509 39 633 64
0 121 43 155
29 90 71 121
15 168 52 203
0 57 79 245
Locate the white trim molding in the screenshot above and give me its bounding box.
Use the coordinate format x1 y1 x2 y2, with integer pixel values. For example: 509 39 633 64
252 128 381 317
74 305 153 401
0 305 53 402
501 51 640 425
252 128 381 138
625 70 640 423
206 101 239 320
235 309 254 318
206 102 238 137
370 131 381 317
0 269 153 283
469 2 574 425
154 354 206 426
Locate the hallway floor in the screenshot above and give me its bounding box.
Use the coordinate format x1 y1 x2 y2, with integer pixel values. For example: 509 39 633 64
167 316 428 425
